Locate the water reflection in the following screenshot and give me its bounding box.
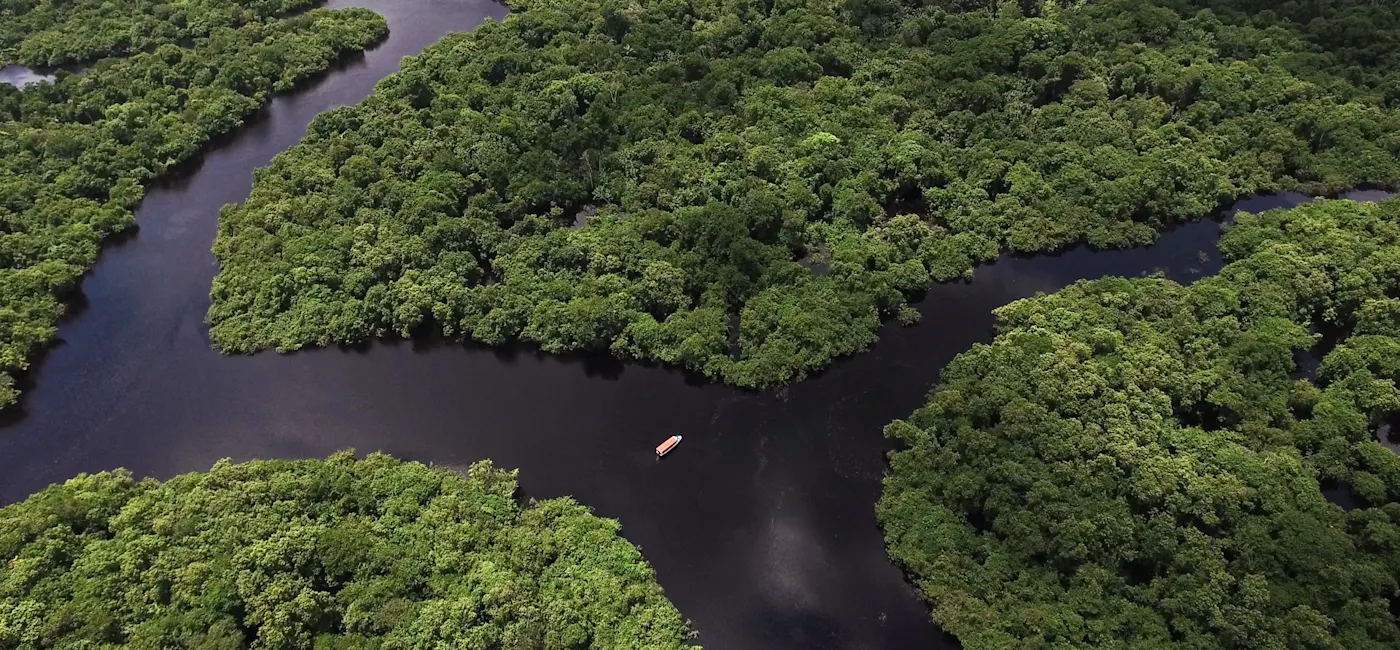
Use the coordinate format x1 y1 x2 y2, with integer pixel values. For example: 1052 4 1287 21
0 65 55 87
1380 418 1400 455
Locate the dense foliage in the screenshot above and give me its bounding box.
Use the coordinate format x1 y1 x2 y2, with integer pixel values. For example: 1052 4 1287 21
0 453 694 649
878 198 1400 650
0 0 386 409
210 0 1400 386
0 0 320 66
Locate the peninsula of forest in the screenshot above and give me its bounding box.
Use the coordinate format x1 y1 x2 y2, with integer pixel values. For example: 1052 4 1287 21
881 197 1400 650
0 453 695 648
1 1 1398 649
207 0 1400 390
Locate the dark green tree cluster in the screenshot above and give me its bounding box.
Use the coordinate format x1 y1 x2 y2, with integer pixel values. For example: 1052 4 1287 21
0 0 321 66
878 198 1400 650
0 1 387 409
0 453 695 649
210 0 1400 387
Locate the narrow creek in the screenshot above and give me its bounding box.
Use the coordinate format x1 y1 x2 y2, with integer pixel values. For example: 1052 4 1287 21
0 66 56 87
0 2 1387 648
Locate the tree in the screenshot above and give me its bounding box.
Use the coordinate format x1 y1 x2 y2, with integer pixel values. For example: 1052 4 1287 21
879 198 1400 650
209 0 1400 387
0 0 387 409
0 452 696 650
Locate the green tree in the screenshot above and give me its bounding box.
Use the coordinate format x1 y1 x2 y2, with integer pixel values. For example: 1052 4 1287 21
0 453 696 650
209 0 1400 387
879 198 1400 650
0 0 387 409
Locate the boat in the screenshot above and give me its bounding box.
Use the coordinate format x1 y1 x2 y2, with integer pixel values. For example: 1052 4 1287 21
655 435 682 457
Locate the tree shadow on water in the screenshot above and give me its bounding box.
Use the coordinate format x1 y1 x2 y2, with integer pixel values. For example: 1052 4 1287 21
541 349 625 381
0 399 32 429
0 336 72 429
56 290 92 325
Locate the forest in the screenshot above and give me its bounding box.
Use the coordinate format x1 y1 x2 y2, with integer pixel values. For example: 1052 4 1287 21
879 197 1400 650
4 0 1400 648
209 0 1400 387
0 0 387 409
0 453 694 649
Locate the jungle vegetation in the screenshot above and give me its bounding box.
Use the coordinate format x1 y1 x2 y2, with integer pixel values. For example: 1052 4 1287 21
0 0 387 410
0 452 694 649
210 0 1400 387
878 198 1400 650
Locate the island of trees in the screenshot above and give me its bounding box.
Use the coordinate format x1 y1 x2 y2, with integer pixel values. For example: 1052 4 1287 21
0 0 388 409
879 197 1400 650
209 0 1400 387
0 453 695 649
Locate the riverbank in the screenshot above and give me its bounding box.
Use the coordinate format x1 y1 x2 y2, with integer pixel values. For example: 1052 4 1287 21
0 1 1390 648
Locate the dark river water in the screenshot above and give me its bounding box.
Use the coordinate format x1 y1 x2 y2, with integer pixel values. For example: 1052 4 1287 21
0 65 56 87
0 2 1389 648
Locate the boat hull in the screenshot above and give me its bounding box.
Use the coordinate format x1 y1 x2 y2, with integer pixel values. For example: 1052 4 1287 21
655 435 682 457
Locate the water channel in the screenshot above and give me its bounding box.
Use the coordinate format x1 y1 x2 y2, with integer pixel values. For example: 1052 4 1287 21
0 65 56 87
0 1 1388 648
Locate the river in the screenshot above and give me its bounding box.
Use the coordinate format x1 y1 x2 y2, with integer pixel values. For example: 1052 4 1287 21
0 2 1385 648
0 65 56 87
